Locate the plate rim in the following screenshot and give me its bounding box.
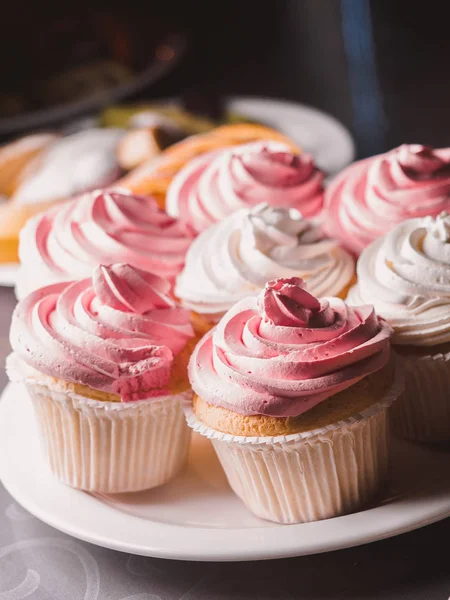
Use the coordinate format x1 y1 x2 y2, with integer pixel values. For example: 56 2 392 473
1 382 450 562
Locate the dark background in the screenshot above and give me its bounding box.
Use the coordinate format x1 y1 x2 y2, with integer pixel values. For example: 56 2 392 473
3 0 450 158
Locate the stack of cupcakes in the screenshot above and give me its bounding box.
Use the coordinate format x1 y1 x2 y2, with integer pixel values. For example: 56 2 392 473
14 125 450 528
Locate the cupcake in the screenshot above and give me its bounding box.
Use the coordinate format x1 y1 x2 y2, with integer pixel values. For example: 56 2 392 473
8 263 196 493
175 203 355 334
322 144 450 255
186 277 401 524
166 141 324 233
0 128 123 263
347 212 450 442
16 189 195 299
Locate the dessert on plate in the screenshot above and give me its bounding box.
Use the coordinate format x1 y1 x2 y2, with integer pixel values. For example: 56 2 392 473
166 141 324 232
322 144 450 255
186 277 401 524
175 203 354 334
0 128 124 263
16 189 195 299
8 263 196 493
118 123 299 207
347 212 450 442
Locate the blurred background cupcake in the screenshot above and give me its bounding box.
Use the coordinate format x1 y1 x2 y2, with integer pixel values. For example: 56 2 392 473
16 189 195 299
8 263 196 493
347 212 450 442
176 202 354 334
186 277 401 524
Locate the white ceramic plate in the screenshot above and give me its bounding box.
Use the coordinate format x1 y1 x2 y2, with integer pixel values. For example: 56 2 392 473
0 383 449 562
227 96 355 177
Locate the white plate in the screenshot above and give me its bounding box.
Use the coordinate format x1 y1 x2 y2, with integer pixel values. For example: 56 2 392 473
0 383 449 562
227 96 355 177
0 264 19 287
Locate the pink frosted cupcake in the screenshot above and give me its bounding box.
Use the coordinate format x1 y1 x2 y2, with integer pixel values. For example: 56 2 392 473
322 144 450 255
185 277 402 524
166 141 324 233
16 189 195 299
8 263 196 493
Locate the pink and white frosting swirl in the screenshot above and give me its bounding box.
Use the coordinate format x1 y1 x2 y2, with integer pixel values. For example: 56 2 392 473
166 141 324 233
189 277 392 417
323 144 450 255
175 203 354 318
16 189 196 299
10 264 194 400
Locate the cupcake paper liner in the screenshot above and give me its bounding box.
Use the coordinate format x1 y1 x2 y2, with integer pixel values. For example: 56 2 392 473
392 349 450 442
6 352 192 494
183 365 404 524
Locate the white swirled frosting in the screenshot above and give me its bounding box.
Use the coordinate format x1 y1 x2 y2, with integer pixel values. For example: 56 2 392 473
175 203 354 317
347 212 450 346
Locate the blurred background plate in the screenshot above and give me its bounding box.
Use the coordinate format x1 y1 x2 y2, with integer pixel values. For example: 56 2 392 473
227 96 355 177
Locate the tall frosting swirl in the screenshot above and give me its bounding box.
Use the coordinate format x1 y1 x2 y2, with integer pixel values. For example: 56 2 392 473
166 141 324 233
348 212 450 346
189 277 392 417
16 189 196 299
175 203 354 317
10 264 194 400
323 144 450 255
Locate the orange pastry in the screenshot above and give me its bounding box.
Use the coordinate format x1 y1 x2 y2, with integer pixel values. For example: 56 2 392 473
118 123 300 206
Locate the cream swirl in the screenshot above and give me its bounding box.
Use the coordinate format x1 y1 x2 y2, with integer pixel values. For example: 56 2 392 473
166 141 324 232
16 189 196 299
175 203 354 318
10 264 194 400
189 277 392 417
323 144 450 255
347 212 450 346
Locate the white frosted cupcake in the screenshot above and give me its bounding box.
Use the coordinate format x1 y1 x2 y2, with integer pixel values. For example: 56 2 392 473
175 203 355 334
348 212 450 442
16 189 195 299
8 263 196 493
186 277 401 524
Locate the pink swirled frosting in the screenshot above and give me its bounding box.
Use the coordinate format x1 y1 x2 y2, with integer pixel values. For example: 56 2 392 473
16 189 196 299
166 141 324 233
323 144 450 255
11 264 194 401
189 277 392 417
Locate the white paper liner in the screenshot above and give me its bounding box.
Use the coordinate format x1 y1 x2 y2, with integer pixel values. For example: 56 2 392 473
392 349 450 442
183 365 404 524
9 356 192 493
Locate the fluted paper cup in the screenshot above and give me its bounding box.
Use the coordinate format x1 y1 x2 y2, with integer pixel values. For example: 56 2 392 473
23 381 191 493
183 366 403 524
392 349 450 442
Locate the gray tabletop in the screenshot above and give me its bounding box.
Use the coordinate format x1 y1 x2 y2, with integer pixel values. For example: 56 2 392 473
0 286 449 600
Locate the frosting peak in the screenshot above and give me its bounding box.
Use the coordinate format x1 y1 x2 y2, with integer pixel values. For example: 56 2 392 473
189 278 392 417
175 203 354 318
260 278 321 327
166 141 324 233
93 264 174 314
11 264 194 400
323 143 450 255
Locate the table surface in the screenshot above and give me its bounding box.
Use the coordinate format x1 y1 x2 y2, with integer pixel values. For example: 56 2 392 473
0 285 449 600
